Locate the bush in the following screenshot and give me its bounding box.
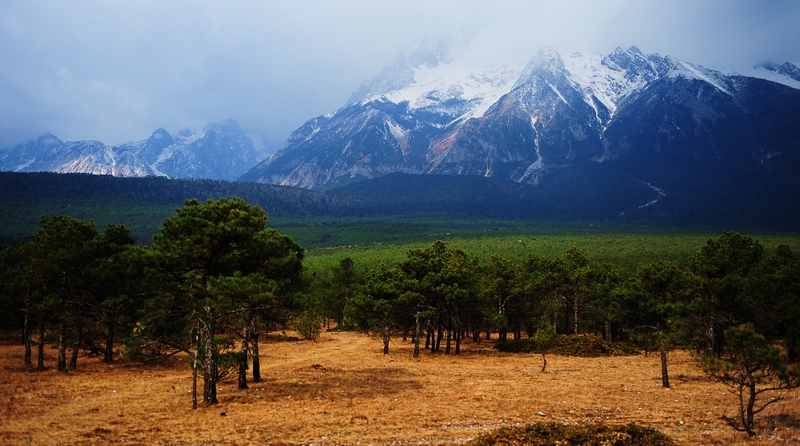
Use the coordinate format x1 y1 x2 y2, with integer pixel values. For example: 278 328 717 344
466 422 675 446
495 334 638 356
295 310 323 340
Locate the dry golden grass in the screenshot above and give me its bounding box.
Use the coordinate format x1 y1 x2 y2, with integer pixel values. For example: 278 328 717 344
1 331 799 445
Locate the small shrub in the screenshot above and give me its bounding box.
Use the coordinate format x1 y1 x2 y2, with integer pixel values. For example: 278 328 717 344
328 324 358 332
466 422 675 446
495 334 638 357
295 310 323 340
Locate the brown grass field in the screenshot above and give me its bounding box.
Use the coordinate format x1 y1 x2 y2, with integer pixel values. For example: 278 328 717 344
1 331 799 445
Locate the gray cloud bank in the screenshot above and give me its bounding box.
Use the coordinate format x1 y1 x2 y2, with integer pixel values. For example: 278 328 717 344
1 0 798 151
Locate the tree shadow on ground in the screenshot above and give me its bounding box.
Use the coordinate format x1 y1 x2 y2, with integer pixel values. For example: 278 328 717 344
224 364 424 404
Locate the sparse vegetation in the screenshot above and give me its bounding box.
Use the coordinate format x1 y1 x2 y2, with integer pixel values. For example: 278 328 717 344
701 324 800 436
466 422 676 446
2 331 798 445
495 333 639 357
294 309 323 340
2 190 800 443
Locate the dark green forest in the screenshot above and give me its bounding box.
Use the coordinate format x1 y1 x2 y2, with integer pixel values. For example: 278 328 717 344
0 172 336 244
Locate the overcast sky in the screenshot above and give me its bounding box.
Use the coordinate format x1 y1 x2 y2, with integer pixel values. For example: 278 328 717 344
1 0 799 152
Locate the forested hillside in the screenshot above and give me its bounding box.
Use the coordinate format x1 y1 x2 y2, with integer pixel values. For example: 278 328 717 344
0 172 336 244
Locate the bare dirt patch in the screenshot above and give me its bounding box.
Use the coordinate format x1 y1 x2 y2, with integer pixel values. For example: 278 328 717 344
1 332 798 445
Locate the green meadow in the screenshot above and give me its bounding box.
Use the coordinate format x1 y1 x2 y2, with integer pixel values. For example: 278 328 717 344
275 216 800 275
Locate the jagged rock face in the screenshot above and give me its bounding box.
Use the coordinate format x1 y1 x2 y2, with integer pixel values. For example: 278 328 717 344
240 46 800 192
0 119 261 181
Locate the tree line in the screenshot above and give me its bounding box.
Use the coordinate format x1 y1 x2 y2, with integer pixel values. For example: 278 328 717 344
321 232 800 436
333 235 799 362
1 197 798 434
0 197 304 408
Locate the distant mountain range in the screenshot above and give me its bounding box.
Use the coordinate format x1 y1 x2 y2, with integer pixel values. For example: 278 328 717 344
2 44 799 229
242 45 800 193
234 44 800 228
0 119 261 181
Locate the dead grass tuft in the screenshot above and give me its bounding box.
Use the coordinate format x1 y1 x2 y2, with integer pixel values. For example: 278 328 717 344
1 330 799 445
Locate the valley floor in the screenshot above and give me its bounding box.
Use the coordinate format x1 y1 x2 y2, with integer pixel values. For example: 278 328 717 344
1 331 799 445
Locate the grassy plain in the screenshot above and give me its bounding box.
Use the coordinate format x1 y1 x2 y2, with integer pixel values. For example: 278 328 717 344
2 331 799 445
294 217 800 275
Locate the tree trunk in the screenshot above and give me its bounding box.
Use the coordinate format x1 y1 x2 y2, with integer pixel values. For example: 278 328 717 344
238 324 250 390
744 380 757 436
445 325 452 355
604 318 612 343
69 325 82 369
202 314 218 404
659 328 670 389
104 317 115 362
251 324 262 383
37 323 45 370
705 300 716 357
573 296 579 334
382 322 390 355
455 329 461 355
413 315 421 358
192 328 199 410
425 322 432 350
23 308 31 366
541 353 547 372
57 323 67 372
435 319 443 352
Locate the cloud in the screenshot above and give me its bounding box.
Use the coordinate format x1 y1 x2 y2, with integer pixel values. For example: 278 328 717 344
1 0 798 150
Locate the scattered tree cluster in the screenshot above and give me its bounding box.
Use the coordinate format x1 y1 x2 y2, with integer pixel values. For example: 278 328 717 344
1 198 798 435
0 197 304 408
332 233 800 435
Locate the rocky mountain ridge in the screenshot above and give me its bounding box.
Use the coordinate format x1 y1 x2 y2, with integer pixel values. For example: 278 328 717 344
240 46 800 195
0 119 261 181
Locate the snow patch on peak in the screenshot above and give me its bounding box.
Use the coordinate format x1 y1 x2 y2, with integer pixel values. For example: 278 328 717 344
346 39 453 106
749 62 800 90
380 60 521 120
36 132 64 147
668 59 734 96
515 47 566 87
561 48 656 119
175 128 207 145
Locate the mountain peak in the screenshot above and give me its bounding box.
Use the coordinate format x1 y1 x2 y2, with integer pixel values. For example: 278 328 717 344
2 120 260 181
346 39 454 106
757 61 800 83
148 128 172 141
240 44 800 199
514 47 567 87
205 118 241 130
35 132 64 147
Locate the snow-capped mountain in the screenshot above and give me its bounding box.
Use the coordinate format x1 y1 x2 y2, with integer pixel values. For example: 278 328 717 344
0 119 261 181
240 46 800 197
753 61 800 89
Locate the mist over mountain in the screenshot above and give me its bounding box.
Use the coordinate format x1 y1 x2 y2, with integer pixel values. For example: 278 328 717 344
242 46 800 190
2 44 799 229
236 45 800 227
756 61 800 84
0 120 260 181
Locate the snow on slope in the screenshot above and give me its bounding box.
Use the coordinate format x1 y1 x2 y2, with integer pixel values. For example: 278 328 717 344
562 51 652 116
667 58 734 96
366 59 523 122
748 65 800 90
